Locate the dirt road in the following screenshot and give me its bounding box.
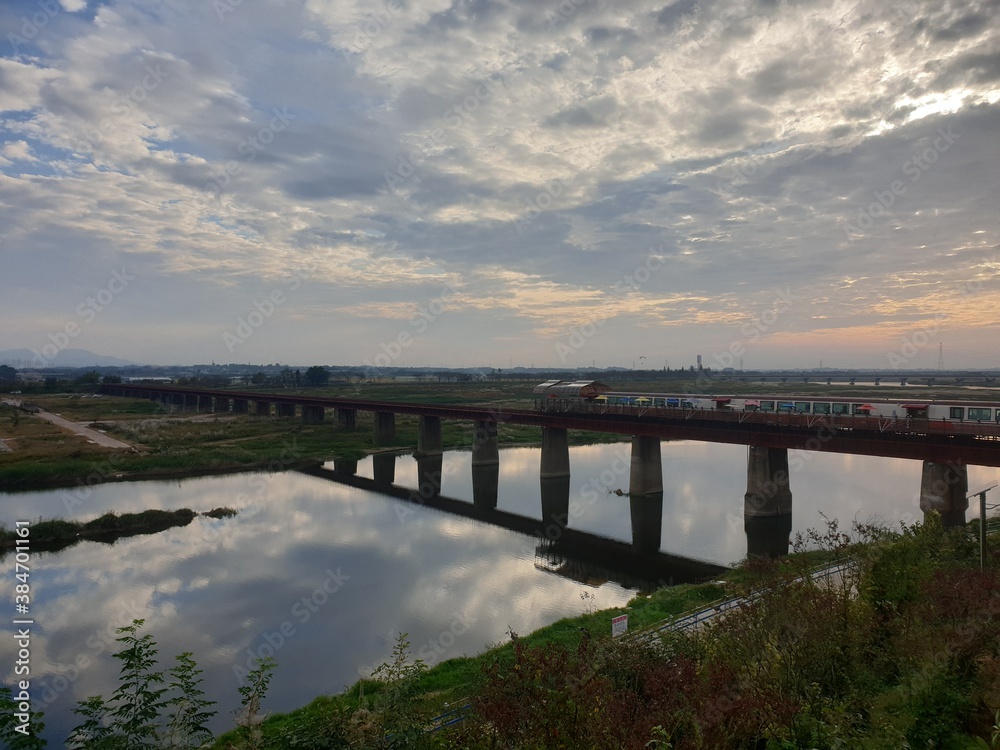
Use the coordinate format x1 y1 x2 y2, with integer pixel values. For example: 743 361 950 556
2 399 135 450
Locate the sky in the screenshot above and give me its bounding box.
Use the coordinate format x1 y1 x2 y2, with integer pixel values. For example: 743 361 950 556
1 0 998 370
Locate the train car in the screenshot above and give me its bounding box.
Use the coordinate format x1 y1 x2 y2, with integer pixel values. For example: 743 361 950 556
551 387 1000 423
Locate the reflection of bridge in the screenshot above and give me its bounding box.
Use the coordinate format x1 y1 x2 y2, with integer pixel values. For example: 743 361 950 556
301 459 729 589
102 384 1000 532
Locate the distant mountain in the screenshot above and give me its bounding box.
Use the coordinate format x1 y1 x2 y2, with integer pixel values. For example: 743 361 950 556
0 348 139 368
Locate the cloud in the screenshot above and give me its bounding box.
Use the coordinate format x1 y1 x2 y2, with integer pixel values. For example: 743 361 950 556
0 0 998 367
1 139 35 160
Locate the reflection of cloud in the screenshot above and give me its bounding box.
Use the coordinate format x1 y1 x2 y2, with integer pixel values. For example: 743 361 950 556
3 446 999 743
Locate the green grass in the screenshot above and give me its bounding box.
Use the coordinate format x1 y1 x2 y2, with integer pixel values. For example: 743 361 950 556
208 578 730 748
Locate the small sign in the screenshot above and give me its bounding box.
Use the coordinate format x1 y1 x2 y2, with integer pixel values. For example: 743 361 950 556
611 614 628 638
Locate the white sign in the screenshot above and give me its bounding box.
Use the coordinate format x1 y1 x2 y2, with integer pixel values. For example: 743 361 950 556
611 614 628 638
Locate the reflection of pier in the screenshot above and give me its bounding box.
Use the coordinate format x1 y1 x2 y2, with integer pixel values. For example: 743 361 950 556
301 460 728 590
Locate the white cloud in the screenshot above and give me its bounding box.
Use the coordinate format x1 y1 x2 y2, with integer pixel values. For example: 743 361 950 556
0 0 998 367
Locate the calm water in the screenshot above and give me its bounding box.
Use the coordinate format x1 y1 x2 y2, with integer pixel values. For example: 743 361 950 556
1 441 997 744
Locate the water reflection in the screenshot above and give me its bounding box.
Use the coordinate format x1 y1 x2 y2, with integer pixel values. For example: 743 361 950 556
472 463 499 510
1 441 998 746
745 514 793 558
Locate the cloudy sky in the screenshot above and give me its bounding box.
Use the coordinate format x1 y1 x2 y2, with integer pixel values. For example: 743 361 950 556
1 0 998 369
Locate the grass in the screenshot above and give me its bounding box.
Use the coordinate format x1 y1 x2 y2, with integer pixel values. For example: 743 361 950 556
0 506 240 555
209 577 732 748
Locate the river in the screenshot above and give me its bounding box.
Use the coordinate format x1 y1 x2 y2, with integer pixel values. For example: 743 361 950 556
1 441 998 744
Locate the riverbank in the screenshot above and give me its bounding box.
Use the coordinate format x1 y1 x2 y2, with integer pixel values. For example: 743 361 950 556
204 516 1000 748
0 506 238 554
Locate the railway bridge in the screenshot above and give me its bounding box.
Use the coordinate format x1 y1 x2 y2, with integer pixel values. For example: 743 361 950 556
101 384 1000 542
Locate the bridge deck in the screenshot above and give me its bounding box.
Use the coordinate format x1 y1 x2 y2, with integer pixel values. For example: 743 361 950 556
102 385 1000 467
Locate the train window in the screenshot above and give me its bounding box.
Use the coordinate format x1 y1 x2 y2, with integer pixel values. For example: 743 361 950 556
949 407 965 420
794 402 811 413
759 401 775 412
813 403 831 414
831 403 850 414
968 407 991 421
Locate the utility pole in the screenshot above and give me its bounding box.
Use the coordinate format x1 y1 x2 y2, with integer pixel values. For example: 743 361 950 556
969 483 998 570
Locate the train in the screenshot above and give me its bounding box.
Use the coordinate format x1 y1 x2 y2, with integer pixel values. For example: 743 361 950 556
531 380 1000 422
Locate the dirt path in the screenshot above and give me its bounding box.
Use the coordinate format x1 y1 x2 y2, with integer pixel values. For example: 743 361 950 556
3 399 135 450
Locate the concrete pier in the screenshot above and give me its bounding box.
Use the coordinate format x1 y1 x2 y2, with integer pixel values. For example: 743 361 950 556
919 460 969 527
540 427 570 478
472 420 499 466
301 405 325 424
629 436 662 496
417 416 442 456
373 412 396 446
629 493 663 555
337 408 356 430
232 399 249 414
472 462 499 510
277 403 296 418
254 401 272 416
744 446 793 518
372 453 396 485
184 394 199 412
